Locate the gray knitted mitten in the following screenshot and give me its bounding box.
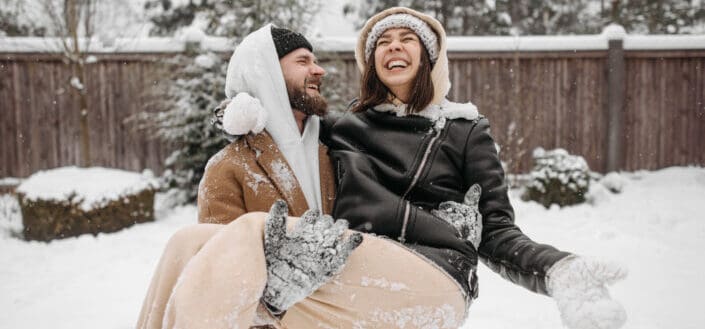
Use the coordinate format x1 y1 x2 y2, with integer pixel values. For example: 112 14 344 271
431 184 483 249
262 200 363 313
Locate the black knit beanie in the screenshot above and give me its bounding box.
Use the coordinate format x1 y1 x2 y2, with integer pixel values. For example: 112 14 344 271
271 27 313 59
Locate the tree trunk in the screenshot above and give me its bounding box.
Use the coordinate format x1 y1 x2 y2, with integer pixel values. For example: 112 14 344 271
76 63 91 167
610 0 620 23
66 0 91 167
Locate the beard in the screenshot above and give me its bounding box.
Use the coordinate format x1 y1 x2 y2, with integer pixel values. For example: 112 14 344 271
287 77 328 116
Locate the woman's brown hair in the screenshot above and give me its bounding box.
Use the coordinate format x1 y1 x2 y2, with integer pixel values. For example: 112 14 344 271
352 41 434 114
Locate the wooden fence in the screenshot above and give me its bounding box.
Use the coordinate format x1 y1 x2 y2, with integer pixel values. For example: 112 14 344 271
1 35 704 178
0 53 173 178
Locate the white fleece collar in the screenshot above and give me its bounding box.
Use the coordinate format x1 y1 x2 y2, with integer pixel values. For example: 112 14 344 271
373 99 480 130
223 24 322 212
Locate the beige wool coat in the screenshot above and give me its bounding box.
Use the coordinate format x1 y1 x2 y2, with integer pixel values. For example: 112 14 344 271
197 131 336 224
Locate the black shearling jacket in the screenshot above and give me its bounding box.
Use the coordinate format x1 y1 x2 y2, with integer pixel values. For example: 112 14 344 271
323 107 572 301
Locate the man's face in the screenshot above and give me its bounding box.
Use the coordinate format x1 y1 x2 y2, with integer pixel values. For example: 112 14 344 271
279 48 328 116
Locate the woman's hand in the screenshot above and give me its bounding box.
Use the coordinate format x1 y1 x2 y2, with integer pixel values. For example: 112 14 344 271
262 200 363 314
547 256 628 329
431 184 483 249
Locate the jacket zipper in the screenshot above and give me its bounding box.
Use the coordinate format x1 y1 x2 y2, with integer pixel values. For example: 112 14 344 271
398 126 444 243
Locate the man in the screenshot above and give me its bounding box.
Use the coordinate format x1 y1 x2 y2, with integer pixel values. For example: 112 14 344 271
145 25 343 329
198 26 335 224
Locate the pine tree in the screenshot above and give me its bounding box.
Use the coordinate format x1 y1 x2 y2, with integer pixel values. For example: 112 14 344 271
144 0 321 37
0 0 46 36
606 0 705 34
131 51 229 203
343 0 704 35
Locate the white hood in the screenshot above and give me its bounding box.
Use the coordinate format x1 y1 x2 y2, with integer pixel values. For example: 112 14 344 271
224 24 322 212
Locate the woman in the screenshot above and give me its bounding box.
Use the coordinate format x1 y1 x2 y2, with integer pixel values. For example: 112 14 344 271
324 6 627 329
137 7 626 329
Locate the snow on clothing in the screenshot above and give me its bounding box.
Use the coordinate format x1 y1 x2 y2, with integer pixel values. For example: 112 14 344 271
197 131 335 223
325 6 573 302
225 23 323 212
136 213 467 329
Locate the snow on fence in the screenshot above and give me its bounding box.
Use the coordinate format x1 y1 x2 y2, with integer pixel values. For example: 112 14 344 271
1 28 704 177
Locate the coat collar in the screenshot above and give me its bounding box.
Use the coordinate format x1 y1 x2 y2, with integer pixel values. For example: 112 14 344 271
244 132 309 216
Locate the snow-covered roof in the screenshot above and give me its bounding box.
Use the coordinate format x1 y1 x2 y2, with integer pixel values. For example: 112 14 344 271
1 33 704 53
16 166 158 211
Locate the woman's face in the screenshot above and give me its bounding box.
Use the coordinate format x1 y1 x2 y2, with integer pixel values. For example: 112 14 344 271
373 28 422 100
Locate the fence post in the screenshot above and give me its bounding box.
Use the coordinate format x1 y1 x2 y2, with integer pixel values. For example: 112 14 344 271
182 26 205 54
603 24 626 172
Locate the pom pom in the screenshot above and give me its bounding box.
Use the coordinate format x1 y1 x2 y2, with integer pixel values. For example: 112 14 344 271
222 92 268 135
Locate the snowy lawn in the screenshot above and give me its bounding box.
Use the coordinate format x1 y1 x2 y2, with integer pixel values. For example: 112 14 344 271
1 167 704 329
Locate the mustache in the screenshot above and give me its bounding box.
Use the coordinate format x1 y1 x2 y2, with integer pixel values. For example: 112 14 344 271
304 76 323 87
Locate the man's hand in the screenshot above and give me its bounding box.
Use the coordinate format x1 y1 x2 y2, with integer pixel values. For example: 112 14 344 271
548 256 628 329
431 184 483 249
262 200 363 313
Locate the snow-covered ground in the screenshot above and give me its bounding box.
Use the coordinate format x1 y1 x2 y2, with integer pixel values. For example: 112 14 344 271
1 166 704 329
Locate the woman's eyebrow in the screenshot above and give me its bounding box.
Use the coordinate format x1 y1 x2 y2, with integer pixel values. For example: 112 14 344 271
400 30 417 37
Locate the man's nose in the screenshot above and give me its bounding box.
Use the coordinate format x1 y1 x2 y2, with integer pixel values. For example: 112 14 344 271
311 63 325 76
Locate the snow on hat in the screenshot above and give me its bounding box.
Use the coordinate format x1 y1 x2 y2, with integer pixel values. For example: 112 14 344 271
364 13 439 63
271 27 313 59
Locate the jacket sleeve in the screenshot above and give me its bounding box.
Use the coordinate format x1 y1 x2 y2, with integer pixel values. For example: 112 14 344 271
465 118 572 295
197 152 247 224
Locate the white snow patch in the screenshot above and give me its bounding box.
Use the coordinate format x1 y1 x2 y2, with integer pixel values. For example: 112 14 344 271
194 54 215 68
354 304 460 329
602 24 628 40
270 160 296 195
0 177 22 186
70 77 84 91
242 163 268 195
0 194 22 238
600 172 628 193
360 276 410 292
15 166 158 211
179 26 206 43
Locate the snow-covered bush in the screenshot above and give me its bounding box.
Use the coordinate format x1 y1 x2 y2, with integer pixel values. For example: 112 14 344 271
522 148 592 208
15 167 158 241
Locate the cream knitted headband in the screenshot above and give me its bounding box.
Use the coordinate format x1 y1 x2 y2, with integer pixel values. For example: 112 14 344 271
364 13 439 64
